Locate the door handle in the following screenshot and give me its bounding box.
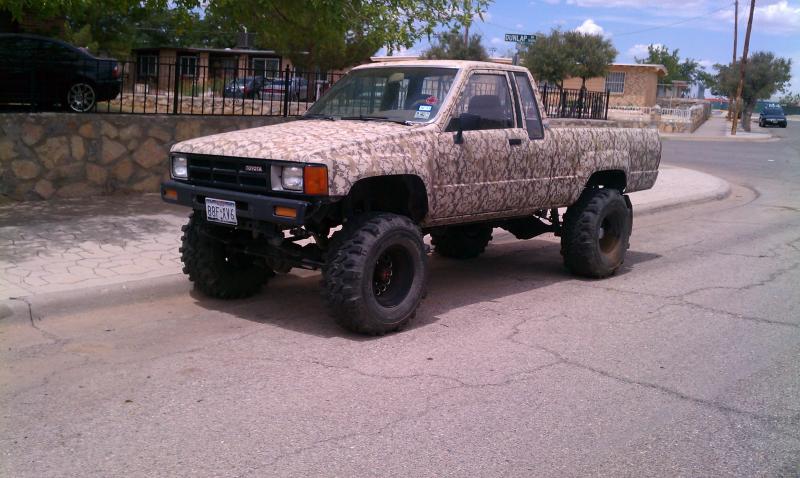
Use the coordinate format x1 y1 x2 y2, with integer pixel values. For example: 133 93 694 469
509 138 522 146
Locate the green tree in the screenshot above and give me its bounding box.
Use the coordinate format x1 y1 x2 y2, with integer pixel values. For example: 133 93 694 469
635 44 700 84
712 52 792 131
778 92 800 107
204 0 492 70
421 28 488 61
563 31 617 89
521 29 572 90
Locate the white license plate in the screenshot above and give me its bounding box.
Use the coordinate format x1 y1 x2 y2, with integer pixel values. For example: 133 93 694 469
205 198 237 225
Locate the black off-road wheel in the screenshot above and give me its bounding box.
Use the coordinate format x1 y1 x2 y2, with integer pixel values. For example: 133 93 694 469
180 213 273 299
431 224 493 259
561 188 632 278
322 213 428 335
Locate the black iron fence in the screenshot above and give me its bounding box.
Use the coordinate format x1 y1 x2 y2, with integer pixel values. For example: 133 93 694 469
4 55 610 120
1 57 345 116
538 84 609 120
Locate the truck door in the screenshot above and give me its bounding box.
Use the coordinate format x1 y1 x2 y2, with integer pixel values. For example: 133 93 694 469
433 71 527 218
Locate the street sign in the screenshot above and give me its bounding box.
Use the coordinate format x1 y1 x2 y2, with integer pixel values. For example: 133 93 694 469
505 33 536 44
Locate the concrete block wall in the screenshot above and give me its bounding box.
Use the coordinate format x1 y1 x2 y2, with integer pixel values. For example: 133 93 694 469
0 113 295 201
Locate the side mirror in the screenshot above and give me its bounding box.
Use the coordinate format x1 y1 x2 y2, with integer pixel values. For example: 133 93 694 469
452 113 481 144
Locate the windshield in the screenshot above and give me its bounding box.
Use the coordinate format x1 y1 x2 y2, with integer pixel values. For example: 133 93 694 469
306 66 458 123
763 107 784 115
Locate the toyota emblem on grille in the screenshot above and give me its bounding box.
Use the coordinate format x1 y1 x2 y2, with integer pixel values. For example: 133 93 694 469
243 165 263 173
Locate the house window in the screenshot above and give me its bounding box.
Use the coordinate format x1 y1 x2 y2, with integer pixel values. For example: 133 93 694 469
179 56 198 77
138 55 157 77
605 72 625 93
251 58 280 78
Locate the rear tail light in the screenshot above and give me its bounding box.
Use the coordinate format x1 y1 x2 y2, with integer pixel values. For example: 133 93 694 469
112 63 120 78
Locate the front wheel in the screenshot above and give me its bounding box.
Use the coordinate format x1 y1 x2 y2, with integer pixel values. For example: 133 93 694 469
322 213 428 335
180 213 273 299
66 82 97 112
561 188 632 278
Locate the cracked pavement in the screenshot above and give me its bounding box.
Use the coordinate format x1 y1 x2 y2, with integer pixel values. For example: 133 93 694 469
1 128 799 477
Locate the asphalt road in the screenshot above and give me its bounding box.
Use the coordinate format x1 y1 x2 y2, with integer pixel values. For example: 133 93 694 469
2 126 799 477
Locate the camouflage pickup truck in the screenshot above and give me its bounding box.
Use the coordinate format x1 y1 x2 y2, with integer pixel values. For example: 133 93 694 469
161 60 661 335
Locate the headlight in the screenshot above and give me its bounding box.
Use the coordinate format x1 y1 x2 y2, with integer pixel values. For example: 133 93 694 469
281 166 304 191
171 154 188 179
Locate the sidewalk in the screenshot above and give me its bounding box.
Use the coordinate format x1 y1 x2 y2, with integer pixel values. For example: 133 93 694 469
661 110 773 141
0 165 729 301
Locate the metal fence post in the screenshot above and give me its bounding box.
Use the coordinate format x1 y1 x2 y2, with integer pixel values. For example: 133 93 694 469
172 63 180 114
282 65 291 117
604 91 610 120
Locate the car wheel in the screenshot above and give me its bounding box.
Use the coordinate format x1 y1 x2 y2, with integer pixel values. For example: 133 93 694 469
561 188 632 278
66 82 97 113
322 213 428 335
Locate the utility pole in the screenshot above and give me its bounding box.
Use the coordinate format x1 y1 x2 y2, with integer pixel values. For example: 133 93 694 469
731 0 755 136
463 0 471 46
728 0 738 121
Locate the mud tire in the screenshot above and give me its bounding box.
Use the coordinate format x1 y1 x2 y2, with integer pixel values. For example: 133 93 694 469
431 224 493 259
322 213 427 335
561 188 632 278
180 213 272 299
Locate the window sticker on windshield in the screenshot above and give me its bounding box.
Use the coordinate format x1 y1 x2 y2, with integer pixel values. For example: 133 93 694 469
426 96 438 105
418 105 432 111
414 111 431 119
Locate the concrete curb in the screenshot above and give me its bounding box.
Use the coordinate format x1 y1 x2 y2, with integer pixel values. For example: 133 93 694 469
660 133 776 142
0 274 190 327
0 167 732 326
634 174 731 216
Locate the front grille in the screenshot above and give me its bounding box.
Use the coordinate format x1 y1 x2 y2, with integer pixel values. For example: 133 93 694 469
187 154 270 193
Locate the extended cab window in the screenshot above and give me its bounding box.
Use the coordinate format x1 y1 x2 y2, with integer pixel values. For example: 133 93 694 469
452 73 514 130
513 72 544 139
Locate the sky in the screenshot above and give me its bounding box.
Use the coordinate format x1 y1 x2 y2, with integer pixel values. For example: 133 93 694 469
388 0 800 95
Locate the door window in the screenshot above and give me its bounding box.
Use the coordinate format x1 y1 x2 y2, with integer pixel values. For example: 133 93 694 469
513 72 544 139
452 73 514 130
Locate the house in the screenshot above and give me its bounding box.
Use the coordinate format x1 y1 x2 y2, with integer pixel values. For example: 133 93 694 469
370 56 667 108
561 63 667 107
132 45 290 92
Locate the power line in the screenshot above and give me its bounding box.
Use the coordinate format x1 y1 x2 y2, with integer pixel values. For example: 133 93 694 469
612 2 736 37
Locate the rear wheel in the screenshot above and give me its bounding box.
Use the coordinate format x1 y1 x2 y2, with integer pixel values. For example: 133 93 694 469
180 213 273 299
431 224 492 259
561 188 632 278
322 213 427 335
66 82 96 112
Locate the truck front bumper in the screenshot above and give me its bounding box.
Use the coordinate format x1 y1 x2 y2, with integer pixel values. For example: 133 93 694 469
161 180 315 226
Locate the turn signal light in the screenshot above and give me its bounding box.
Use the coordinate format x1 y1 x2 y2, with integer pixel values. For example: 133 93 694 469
274 206 297 218
303 166 328 195
163 188 178 201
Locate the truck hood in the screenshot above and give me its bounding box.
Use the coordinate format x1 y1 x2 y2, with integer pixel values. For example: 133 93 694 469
170 119 426 164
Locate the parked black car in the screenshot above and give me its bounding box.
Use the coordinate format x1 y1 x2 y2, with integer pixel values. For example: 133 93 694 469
758 105 787 128
0 33 121 112
222 76 267 99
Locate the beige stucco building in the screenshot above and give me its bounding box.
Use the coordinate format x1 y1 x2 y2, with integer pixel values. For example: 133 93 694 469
562 64 667 107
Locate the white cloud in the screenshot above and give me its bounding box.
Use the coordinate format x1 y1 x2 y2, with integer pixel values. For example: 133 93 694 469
697 59 714 71
574 19 605 36
491 37 502 44
626 43 663 60
515 23 524 29
716 0 800 35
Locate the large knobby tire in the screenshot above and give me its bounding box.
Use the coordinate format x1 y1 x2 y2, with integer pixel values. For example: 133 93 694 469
561 188 632 278
180 213 272 299
322 213 428 335
430 224 492 259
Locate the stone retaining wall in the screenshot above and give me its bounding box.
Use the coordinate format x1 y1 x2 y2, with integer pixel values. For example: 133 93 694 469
0 113 295 201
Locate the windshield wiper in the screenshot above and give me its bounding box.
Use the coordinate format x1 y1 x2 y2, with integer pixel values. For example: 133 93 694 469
340 115 412 125
302 114 338 121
